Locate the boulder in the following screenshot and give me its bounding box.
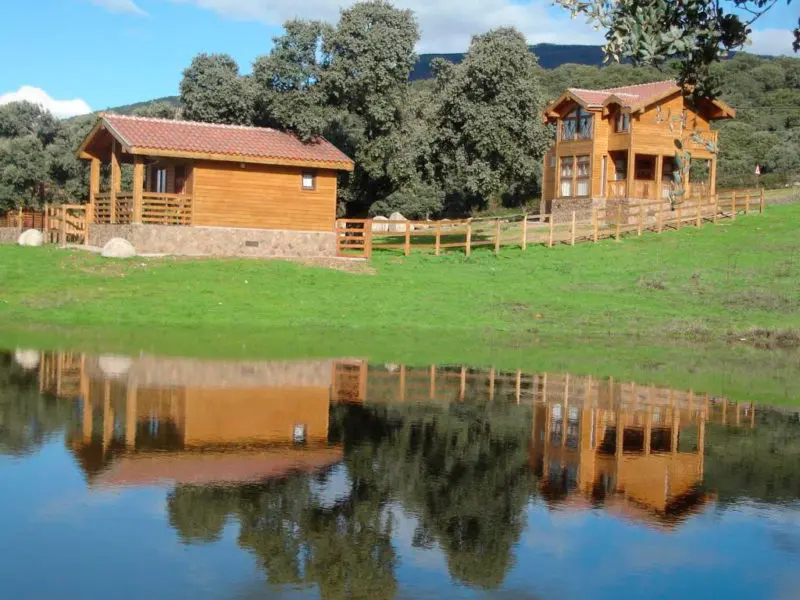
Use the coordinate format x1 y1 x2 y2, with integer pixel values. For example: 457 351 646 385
18 229 43 247
14 349 40 370
101 237 136 259
372 216 389 233
388 211 408 232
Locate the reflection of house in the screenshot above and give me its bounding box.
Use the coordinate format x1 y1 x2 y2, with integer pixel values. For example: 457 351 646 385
39 354 343 487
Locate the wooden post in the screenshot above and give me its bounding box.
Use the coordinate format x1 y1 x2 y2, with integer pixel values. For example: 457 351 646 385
731 191 736 220
521 214 528 250
488 367 495 402
745 191 750 215
494 218 501 255
760 188 765 213
713 194 719 224
695 200 702 228
110 140 120 224
17 206 23 236
676 203 682 230
515 370 522 405
615 204 621 242
570 211 576 246
459 367 466 402
88 157 100 225
657 204 663 233
43 203 49 242
434 224 441 257
59 206 66 247
465 219 472 257
429 365 436 400
592 208 598 242
548 214 554 248
364 221 373 259
399 365 406 402
404 220 411 256
655 156 664 207
132 156 144 224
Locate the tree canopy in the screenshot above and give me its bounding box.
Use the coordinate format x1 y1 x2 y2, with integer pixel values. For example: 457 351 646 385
179 53 253 125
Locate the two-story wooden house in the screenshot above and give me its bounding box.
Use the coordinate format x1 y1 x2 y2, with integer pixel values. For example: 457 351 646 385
541 80 735 216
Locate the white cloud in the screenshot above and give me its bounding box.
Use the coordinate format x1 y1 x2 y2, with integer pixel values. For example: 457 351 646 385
87 0 148 16
169 0 603 53
0 86 93 119
747 29 797 57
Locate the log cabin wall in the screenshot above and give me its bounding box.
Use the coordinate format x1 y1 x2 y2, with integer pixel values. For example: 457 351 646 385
191 160 339 232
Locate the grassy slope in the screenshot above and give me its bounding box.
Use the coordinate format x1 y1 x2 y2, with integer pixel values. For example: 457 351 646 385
1 205 799 402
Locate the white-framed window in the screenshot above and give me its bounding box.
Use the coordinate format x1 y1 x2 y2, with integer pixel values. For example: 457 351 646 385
301 172 316 191
150 168 167 193
560 157 574 197
562 107 593 141
576 156 590 197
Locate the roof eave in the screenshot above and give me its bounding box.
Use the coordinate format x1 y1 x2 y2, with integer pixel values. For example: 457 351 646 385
128 146 355 171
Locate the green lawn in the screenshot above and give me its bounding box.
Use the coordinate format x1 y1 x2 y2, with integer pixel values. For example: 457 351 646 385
1 204 799 403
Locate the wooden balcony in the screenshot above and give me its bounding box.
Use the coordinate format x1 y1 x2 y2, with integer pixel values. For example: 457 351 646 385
607 180 665 201
94 192 193 226
687 130 718 153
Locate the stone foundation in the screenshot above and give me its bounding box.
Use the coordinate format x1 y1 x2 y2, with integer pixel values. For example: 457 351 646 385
550 197 604 223
0 227 19 244
88 224 336 258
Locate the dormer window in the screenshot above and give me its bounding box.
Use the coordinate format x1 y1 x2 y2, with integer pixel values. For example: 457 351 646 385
561 107 593 141
615 112 630 133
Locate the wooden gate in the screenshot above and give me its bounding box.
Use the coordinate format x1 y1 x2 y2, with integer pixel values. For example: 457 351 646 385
46 204 89 246
335 219 372 258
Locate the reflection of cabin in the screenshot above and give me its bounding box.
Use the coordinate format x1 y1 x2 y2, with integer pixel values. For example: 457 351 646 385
40 354 343 487
541 80 735 216
76 114 354 257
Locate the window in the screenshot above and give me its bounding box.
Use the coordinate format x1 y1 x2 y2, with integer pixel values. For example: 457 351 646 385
293 424 307 444
560 157 574 197
174 165 186 194
301 172 316 190
576 156 590 197
149 168 167 193
615 112 630 133
561 107 593 141
614 158 627 181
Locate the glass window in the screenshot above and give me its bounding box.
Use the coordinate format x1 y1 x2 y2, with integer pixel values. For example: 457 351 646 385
562 108 593 141
560 157 574 197
302 172 316 190
615 112 630 133
576 156 591 197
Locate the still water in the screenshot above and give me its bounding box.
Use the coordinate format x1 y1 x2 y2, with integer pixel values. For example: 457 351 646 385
1 350 799 600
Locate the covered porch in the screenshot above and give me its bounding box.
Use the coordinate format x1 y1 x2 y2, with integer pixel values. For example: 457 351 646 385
79 122 194 226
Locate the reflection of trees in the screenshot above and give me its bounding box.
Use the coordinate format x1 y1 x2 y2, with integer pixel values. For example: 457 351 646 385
0 353 73 456
704 408 800 503
339 402 535 589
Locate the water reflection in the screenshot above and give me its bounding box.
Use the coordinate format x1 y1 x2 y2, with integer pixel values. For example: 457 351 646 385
2 349 799 599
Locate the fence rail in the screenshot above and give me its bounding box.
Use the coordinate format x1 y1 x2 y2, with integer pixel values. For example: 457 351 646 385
45 204 89 246
0 209 45 230
336 188 765 258
93 192 193 225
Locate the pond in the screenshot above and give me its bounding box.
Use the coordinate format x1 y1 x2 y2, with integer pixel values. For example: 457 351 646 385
1 349 799 599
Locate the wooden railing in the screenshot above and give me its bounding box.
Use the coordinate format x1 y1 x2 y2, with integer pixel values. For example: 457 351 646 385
93 192 192 225
0 209 45 230
688 130 718 152
45 204 89 246
336 188 764 258
607 180 627 199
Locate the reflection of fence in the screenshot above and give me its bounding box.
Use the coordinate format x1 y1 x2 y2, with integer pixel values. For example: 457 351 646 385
332 362 757 428
336 189 765 258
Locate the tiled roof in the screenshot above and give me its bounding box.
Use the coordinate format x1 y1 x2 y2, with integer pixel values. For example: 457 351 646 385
566 79 679 109
102 114 354 168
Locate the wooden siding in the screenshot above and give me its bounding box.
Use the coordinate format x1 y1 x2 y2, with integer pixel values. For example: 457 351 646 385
192 160 338 232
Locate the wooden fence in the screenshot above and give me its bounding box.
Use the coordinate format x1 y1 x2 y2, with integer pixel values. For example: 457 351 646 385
0 208 45 230
44 204 89 246
93 192 192 225
336 188 765 258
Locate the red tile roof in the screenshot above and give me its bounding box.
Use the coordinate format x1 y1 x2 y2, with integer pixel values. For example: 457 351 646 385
102 114 354 169
568 79 679 108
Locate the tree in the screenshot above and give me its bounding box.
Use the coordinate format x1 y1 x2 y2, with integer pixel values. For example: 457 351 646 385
430 28 552 212
555 0 799 94
252 20 333 141
0 101 59 145
0 135 48 209
132 101 181 120
179 53 253 125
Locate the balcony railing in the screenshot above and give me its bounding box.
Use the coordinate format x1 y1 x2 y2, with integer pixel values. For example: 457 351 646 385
93 192 192 226
688 130 718 153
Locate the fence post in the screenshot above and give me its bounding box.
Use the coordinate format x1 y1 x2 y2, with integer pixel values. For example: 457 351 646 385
435 223 441 257
494 218 501 255
657 205 663 233
465 219 472 257
731 192 736 220
43 203 49 243
615 204 621 242
713 194 719 224
760 188 765 213
745 191 750 216
677 203 683 230
17 206 23 236
365 220 373 259
521 214 528 250
570 211 576 246
592 208 598 242
548 214 554 248
695 200 702 228
84 206 90 247
59 206 66 247
404 221 411 257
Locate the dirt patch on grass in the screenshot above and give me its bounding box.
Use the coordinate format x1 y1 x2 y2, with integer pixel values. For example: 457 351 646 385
728 328 800 350
292 257 376 275
728 289 798 313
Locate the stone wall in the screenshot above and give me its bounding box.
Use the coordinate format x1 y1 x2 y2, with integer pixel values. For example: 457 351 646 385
550 197 603 223
0 227 19 244
88 224 337 258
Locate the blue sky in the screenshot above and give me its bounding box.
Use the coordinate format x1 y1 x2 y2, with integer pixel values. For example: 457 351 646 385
0 0 797 117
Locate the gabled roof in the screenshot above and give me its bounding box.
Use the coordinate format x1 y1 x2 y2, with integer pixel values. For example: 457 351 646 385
545 79 735 121
78 114 355 171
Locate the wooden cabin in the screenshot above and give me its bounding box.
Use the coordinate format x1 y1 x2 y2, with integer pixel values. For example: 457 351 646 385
541 80 735 216
76 114 354 257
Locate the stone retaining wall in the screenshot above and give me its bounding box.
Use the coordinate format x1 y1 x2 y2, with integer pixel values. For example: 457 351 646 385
0 227 19 244
550 197 603 222
88 224 337 258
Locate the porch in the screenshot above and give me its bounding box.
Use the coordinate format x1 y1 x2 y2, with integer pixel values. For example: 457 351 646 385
605 150 715 202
